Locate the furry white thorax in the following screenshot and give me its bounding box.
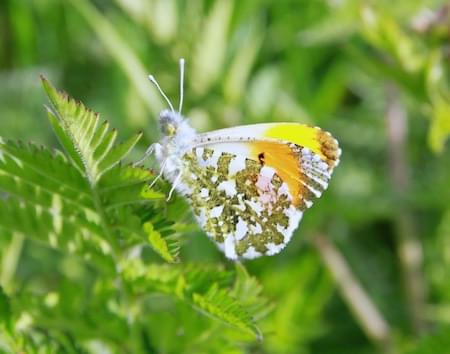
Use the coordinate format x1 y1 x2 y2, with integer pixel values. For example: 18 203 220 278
153 109 197 184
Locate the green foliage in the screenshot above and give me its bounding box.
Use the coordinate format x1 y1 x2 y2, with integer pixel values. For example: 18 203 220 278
43 77 143 183
0 79 178 268
407 327 450 354
0 80 267 353
1 0 450 353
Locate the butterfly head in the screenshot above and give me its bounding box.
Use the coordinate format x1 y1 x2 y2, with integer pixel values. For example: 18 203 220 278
159 109 183 137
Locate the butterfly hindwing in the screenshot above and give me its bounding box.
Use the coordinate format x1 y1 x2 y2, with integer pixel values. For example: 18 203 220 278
178 130 339 259
180 146 301 259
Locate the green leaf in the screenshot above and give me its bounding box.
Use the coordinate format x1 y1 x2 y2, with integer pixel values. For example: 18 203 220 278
232 263 273 321
0 139 93 211
47 109 85 173
429 96 450 153
0 286 11 327
143 221 179 263
121 261 262 339
408 326 450 354
192 283 262 339
0 80 175 264
41 77 141 184
98 165 162 208
140 184 165 200
97 131 143 175
0 197 114 273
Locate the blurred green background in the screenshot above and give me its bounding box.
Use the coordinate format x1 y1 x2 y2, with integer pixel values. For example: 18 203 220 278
1 0 450 353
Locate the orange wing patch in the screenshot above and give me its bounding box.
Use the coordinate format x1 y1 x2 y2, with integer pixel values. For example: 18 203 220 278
249 141 303 207
249 140 334 210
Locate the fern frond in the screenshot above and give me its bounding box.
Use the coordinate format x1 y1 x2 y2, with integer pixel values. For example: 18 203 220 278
0 198 115 273
99 164 163 209
232 263 273 321
41 77 142 184
192 283 261 339
106 205 180 263
143 221 178 263
42 78 179 261
122 261 261 339
183 263 233 293
0 79 181 263
15 280 130 347
0 140 93 211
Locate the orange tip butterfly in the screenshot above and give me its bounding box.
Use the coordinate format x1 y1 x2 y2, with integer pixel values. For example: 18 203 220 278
137 59 341 260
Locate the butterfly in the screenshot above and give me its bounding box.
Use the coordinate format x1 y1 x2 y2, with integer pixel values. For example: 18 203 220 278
137 59 341 260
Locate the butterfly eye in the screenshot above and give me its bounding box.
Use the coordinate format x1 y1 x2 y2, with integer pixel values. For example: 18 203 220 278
164 123 176 136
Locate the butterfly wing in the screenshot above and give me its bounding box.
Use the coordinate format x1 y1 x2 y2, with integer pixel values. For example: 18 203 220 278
179 123 341 259
193 122 341 168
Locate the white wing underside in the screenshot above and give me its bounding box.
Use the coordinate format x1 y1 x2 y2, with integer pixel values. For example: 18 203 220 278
177 141 312 259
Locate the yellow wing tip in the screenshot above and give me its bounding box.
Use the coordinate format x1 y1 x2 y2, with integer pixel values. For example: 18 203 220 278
264 123 341 167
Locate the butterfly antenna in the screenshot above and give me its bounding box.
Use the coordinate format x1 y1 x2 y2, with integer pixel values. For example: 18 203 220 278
178 58 185 113
148 74 175 112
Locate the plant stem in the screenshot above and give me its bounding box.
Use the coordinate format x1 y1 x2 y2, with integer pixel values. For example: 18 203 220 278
312 234 395 353
385 83 427 334
0 232 25 293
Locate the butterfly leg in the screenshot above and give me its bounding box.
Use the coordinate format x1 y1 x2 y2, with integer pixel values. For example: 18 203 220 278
133 143 157 167
166 170 182 201
149 159 168 189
